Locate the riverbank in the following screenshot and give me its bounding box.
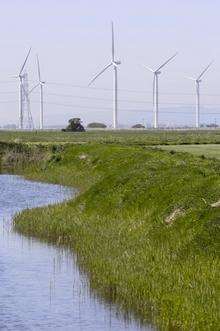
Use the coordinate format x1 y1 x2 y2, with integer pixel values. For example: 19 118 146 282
1 142 219 330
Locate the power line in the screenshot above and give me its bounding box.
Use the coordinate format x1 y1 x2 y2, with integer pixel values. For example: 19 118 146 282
1 98 220 117
45 81 220 97
28 100 220 115
1 92 220 108
0 80 17 84
0 91 17 94
1 98 220 111
1 78 220 97
45 92 220 107
2 88 219 107
0 100 17 103
2 90 220 107
1 86 220 98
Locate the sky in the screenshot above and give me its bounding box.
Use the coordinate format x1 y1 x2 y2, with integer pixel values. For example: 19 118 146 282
0 0 220 128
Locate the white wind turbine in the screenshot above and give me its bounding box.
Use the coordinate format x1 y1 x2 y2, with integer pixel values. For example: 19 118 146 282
27 54 45 129
36 55 45 129
143 53 178 129
186 61 213 129
88 22 121 129
14 47 32 129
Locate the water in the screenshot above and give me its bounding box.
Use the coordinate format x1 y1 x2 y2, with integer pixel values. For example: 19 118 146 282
0 175 153 331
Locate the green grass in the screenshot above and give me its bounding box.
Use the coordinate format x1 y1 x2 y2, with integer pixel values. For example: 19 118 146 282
2 142 218 331
157 144 220 160
1 129 220 146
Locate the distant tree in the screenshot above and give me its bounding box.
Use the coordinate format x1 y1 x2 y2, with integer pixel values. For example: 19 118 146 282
3 124 17 129
87 122 107 129
132 124 145 129
206 123 218 128
62 118 85 132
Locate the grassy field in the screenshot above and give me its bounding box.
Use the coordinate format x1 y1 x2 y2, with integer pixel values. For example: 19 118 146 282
1 129 220 146
157 144 220 160
1 141 218 331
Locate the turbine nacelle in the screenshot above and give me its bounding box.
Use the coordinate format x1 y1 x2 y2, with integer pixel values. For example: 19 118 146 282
112 60 121 66
186 61 213 84
143 53 178 75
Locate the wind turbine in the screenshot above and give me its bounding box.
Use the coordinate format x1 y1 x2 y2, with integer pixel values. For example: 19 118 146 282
14 48 32 129
27 54 45 129
37 55 45 130
143 53 178 129
186 61 213 129
88 22 121 129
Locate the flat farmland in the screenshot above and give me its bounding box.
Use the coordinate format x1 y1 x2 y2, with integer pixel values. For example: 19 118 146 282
158 144 220 159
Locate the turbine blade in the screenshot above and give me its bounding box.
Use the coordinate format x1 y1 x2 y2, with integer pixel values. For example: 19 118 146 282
111 21 114 61
197 61 214 80
184 76 196 81
142 64 154 73
155 52 178 72
29 83 40 95
19 47 31 76
88 62 113 86
36 54 41 82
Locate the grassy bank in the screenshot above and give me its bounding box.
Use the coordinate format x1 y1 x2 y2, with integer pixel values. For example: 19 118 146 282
2 142 219 330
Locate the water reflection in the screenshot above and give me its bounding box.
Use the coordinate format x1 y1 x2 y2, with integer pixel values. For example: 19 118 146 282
0 175 153 330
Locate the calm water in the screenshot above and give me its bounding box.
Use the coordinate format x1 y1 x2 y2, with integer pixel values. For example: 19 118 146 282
0 175 153 331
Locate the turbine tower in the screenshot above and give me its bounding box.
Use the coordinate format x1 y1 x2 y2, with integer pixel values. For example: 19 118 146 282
37 55 45 129
88 22 121 129
15 48 32 129
143 53 178 129
186 61 213 129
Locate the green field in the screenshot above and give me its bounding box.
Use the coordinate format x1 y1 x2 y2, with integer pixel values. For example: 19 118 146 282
157 144 220 160
1 129 220 146
0 138 218 331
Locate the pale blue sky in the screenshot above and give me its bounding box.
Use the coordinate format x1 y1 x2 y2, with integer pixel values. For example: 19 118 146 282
0 0 220 127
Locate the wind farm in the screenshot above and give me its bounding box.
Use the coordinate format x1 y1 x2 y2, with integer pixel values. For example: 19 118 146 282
3 22 218 131
8 33 217 131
